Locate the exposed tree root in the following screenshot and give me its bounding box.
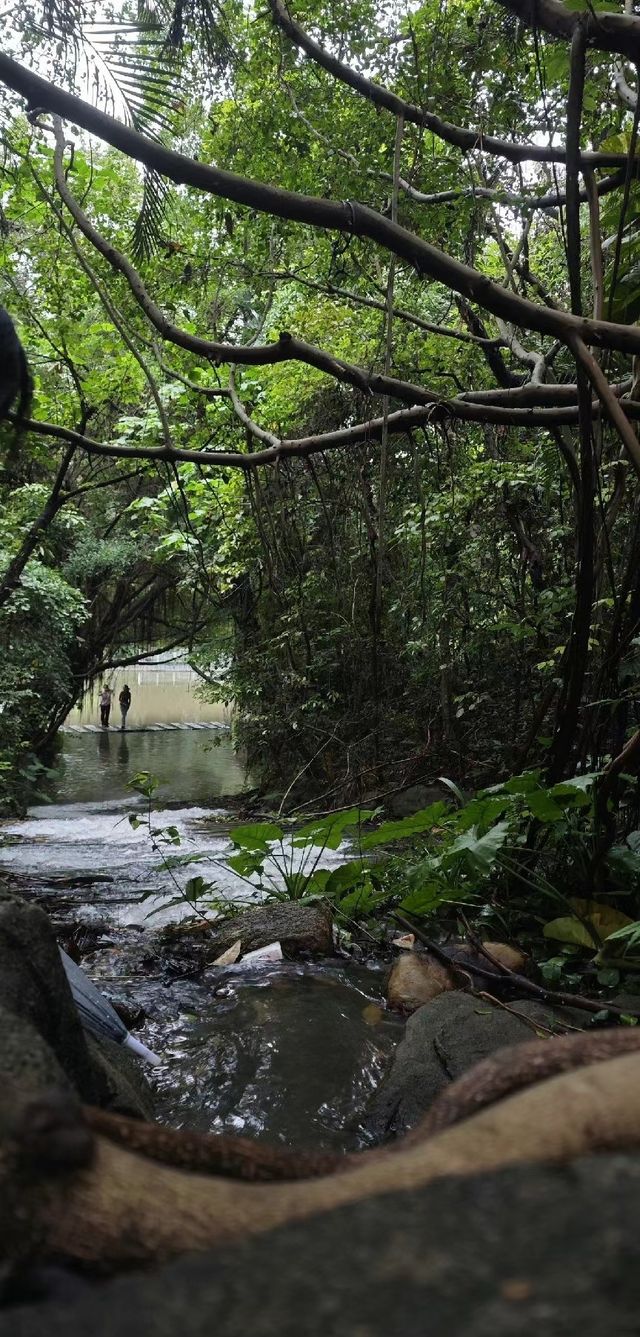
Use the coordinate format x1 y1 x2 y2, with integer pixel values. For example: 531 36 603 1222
2 1032 640 1268
410 1026 640 1138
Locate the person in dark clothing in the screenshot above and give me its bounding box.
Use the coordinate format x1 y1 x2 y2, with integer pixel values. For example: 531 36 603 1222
119 684 132 731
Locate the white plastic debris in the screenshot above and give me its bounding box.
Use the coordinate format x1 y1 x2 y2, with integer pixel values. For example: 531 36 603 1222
239 941 283 966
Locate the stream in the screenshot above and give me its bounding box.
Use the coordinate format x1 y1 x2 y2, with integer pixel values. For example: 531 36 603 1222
0 727 402 1149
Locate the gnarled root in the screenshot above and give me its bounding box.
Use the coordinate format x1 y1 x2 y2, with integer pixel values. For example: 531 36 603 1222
2 1042 640 1268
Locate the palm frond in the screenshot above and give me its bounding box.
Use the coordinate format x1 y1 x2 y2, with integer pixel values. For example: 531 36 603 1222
81 22 181 257
39 0 83 41
132 168 173 261
166 0 233 69
32 3 234 253
82 22 182 133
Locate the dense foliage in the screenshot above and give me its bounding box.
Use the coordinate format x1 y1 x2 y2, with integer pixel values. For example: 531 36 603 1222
4 0 640 977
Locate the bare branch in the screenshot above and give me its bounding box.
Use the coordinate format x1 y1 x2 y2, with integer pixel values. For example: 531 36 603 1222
496 0 640 62
269 0 639 167
0 62 636 358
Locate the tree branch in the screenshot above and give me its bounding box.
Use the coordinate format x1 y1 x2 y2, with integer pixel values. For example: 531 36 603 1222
0 57 637 359
269 0 639 167
496 0 640 62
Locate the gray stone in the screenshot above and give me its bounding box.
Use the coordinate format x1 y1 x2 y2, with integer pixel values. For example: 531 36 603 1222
384 783 446 818
0 1005 70 1091
362 991 582 1141
5 1155 640 1335
85 1035 155 1120
0 888 154 1118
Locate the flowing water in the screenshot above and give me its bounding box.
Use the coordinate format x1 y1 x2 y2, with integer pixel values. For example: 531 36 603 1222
0 719 402 1147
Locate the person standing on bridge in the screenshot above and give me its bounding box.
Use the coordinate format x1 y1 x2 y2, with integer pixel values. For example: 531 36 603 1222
119 683 132 731
99 685 113 728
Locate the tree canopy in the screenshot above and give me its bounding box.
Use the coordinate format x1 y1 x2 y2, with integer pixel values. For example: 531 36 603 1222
2 0 640 811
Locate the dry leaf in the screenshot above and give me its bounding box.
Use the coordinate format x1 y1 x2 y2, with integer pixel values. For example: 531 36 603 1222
392 933 415 950
213 939 242 966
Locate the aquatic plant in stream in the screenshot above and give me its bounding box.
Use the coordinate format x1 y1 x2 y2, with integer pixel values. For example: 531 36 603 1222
127 771 218 920
126 774 387 924
224 807 382 911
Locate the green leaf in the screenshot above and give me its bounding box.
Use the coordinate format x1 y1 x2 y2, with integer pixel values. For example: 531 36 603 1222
399 883 447 916
360 802 449 849
323 860 367 896
436 775 465 805
227 850 265 878
597 967 620 988
294 807 376 850
230 822 284 852
444 820 510 873
525 790 564 822
544 901 633 949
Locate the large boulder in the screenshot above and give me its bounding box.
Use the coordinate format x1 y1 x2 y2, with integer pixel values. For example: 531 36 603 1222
383 784 445 818
0 888 99 1100
362 990 583 1142
0 887 153 1118
4 1155 640 1335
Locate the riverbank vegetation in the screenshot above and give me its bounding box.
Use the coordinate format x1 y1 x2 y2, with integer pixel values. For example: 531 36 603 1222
3 0 640 986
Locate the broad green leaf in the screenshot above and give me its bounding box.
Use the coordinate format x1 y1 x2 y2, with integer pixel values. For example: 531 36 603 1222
606 846 640 879
294 807 376 850
525 790 564 822
360 802 449 849
399 884 446 916
230 822 284 852
543 917 598 949
322 860 367 895
226 850 265 878
544 901 633 949
444 820 510 872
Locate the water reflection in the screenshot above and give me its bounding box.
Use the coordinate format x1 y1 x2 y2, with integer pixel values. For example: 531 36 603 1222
127 962 403 1150
58 730 247 805
98 731 111 763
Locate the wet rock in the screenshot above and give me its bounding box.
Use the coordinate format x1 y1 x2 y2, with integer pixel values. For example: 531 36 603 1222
386 951 457 1011
0 888 100 1101
362 990 581 1142
0 1005 70 1092
0 887 154 1118
476 940 528 973
85 1036 155 1120
386 942 528 1013
107 996 146 1032
6 1155 640 1336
